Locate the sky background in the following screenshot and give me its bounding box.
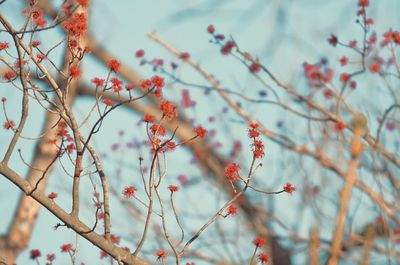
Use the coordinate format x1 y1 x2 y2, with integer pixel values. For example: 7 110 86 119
0 0 399 264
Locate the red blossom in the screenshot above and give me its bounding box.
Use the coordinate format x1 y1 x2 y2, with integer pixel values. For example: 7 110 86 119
69 66 80 79
207 24 215 34
48 192 58 199
328 34 338 46
30 249 41 260
340 73 350 82
135 49 145 58
3 120 15 130
91 77 105 87
143 114 155 123
97 212 105 219
253 237 266 248
155 249 167 260
35 17 46 27
0 42 9 50
224 163 240 182
125 84 135 90
248 128 259 138
249 63 261 73
252 139 265 159
123 185 136 198
111 77 123 92
381 30 400 46
140 79 152 89
226 205 238 216
151 75 164 90
32 9 42 19
258 252 269 264
60 243 72 253
350 80 357 89
103 99 113 107
108 59 120 72
77 0 89 7
221 40 235 55
358 0 369 7
283 183 296 195
150 124 167 136
46 253 56 261
32 40 41 47
166 141 176 150
323 89 334 99
110 234 120 244
348 40 357 48
3 71 16 80
168 185 179 192
369 63 380 73
63 13 87 36
37 54 46 60
365 18 373 25
339 56 348 66
195 126 207 138
160 100 177 120
180 52 190 60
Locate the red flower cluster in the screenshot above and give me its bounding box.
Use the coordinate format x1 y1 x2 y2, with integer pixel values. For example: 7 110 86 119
155 249 167 260
339 56 348 66
60 243 73 253
249 63 261 73
207 24 215 34
160 100 177 120
77 0 89 8
151 75 164 97
168 185 179 192
64 12 87 36
136 49 145 58
283 183 296 195
0 42 9 50
111 77 123 92
150 124 167 136
110 234 120 244
358 0 369 7
335 121 346 132
303 61 333 88
3 120 15 130
248 123 264 158
195 126 207 139
253 236 266 248
91 77 105 87
3 71 16 80
258 252 269 264
30 249 41 260
328 34 338 47
143 114 155 123
31 9 46 27
47 253 56 262
381 30 400 46
123 185 136 198
103 99 113 107
226 205 238 216
108 59 120 72
221 40 235 55
69 66 80 79
48 192 58 199
224 163 240 182
180 52 190 60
